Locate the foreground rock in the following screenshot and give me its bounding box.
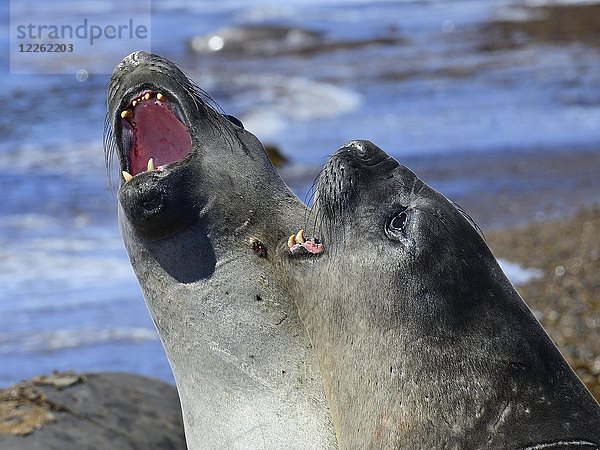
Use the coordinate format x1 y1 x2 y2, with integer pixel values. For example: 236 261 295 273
0 371 185 450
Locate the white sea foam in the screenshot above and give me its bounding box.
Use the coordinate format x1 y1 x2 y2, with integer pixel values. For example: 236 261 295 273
498 259 544 286
0 327 158 354
0 221 136 313
493 6 545 21
0 142 105 174
238 75 361 138
242 111 288 138
0 236 130 278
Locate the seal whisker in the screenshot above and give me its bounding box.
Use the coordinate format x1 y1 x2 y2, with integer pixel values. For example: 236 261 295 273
304 166 326 236
180 70 225 115
102 113 120 194
312 197 326 241
304 166 325 207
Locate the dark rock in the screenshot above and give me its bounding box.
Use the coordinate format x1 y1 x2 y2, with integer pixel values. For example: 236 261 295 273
188 25 323 55
0 371 185 449
480 3 600 52
188 24 405 58
264 144 289 168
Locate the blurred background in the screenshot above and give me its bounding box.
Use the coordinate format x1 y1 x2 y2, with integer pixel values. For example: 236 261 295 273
1 0 599 400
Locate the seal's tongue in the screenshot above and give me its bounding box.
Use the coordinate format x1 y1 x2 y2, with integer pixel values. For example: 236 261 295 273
130 99 191 176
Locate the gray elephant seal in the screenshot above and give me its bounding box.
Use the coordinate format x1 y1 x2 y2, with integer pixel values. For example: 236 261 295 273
105 51 337 449
279 140 600 449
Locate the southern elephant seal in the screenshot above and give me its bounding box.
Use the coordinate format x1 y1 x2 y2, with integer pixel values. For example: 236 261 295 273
278 140 600 449
105 51 337 449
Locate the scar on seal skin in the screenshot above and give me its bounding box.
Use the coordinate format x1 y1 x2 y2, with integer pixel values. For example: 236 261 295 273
277 140 600 449
105 51 337 449
251 238 267 257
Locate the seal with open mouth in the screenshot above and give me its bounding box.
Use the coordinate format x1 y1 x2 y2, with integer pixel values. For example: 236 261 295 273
104 51 337 449
279 140 600 449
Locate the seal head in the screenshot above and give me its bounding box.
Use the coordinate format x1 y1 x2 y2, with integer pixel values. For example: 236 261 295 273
281 140 600 448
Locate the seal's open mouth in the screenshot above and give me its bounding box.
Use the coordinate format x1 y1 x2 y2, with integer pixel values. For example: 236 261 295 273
119 90 191 180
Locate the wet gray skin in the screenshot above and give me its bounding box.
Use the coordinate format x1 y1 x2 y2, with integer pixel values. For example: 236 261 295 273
277 140 600 449
105 51 337 449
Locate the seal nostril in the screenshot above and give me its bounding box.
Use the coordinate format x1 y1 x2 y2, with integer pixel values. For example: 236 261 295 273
122 50 152 67
337 140 390 166
343 140 371 159
354 143 367 158
133 50 151 62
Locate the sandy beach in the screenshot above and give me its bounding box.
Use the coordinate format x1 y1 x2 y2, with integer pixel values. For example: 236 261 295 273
487 207 600 402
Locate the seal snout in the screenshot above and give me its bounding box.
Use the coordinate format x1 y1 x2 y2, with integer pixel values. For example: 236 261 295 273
341 139 387 165
119 50 152 69
343 140 369 157
128 50 152 63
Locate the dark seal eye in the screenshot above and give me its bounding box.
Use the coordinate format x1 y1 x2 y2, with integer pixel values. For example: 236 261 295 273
386 208 413 241
385 208 416 254
389 212 407 231
224 114 244 129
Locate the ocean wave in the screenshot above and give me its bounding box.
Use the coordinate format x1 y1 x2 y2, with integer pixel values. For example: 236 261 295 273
0 142 105 174
237 75 361 138
0 230 136 312
495 0 600 22
156 0 435 15
0 241 132 284
0 327 158 354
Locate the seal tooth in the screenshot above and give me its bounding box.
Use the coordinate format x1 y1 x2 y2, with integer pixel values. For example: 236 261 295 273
157 93 166 102
121 110 133 119
144 93 152 101
147 157 155 171
287 234 297 249
122 171 133 182
132 100 138 107
295 229 305 244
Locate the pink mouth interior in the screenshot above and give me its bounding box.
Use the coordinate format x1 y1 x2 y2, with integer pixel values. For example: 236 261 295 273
123 93 191 176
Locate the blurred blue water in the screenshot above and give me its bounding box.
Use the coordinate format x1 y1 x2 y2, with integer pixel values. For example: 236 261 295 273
1 0 600 385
